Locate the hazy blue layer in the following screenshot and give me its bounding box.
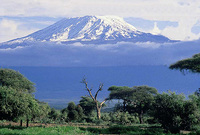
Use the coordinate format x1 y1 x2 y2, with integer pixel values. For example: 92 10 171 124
8 66 200 108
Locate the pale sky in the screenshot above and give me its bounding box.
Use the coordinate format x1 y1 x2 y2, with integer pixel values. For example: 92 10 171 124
0 0 200 42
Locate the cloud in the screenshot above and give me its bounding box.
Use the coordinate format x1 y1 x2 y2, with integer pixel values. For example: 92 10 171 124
0 0 200 21
1 0 199 21
0 19 39 42
0 19 19 42
161 18 200 41
1 0 200 41
0 41 200 67
125 17 178 32
150 22 161 35
125 17 200 41
191 20 200 35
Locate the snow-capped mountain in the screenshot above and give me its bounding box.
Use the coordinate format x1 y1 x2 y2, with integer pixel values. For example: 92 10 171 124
1 16 174 47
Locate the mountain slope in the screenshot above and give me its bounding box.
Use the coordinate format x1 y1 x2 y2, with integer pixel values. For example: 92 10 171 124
1 16 174 47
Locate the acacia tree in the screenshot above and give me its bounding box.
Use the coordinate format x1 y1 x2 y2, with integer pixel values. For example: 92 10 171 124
108 85 157 124
169 53 200 73
129 86 157 124
169 53 200 96
108 86 134 111
82 78 107 119
169 53 200 131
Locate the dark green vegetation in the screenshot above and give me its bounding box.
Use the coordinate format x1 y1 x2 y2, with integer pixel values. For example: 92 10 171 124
80 125 200 135
108 85 157 124
0 68 35 93
170 53 200 73
1 53 200 135
0 69 50 127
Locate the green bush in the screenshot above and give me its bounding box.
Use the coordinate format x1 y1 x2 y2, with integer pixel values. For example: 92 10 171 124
109 111 139 125
153 91 200 133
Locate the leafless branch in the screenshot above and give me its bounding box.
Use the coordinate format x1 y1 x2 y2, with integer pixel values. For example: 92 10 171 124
95 83 103 100
82 77 95 101
81 77 108 119
100 99 107 106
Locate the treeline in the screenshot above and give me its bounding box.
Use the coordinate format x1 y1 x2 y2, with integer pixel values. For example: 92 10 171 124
1 68 200 134
49 86 200 134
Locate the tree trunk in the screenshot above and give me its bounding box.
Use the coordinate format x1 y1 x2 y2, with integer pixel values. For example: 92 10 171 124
123 100 126 111
20 120 23 127
26 119 29 127
139 104 143 124
139 112 143 124
97 107 101 119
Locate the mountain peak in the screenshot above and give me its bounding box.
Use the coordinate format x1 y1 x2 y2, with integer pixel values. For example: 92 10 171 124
39 15 139 42
88 15 128 24
76 15 127 23
2 15 173 46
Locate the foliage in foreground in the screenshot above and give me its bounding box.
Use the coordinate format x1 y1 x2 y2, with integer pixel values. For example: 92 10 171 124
0 125 92 135
0 68 50 126
1 67 200 134
153 91 200 133
3 125 200 135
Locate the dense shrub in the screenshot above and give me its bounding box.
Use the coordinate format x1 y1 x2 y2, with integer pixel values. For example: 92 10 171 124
109 111 139 125
153 91 200 133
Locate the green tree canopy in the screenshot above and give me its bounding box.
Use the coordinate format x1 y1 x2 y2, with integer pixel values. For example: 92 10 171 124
153 91 185 133
108 85 158 109
108 86 133 100
66 102 84 121
108 86 135 113
67 102 76 111
0 86 40 121
0 69 35 93
0 68 49 127
153 91 200 133
79 96 96 116
108 85 157 124
169 53 200 73
79 96 106 116
49 108 60 121
33 101 50 122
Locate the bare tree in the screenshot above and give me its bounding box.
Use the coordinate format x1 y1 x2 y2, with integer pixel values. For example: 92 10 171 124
82 77 107 119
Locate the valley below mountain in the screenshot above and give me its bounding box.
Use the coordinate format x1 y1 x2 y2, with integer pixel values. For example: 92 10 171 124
9 66 200 109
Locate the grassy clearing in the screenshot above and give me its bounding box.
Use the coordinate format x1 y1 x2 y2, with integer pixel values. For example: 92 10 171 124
0 125 93 135
0 124 199 135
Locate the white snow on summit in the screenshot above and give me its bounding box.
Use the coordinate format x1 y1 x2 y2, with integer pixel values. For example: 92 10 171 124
28 15 140 42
